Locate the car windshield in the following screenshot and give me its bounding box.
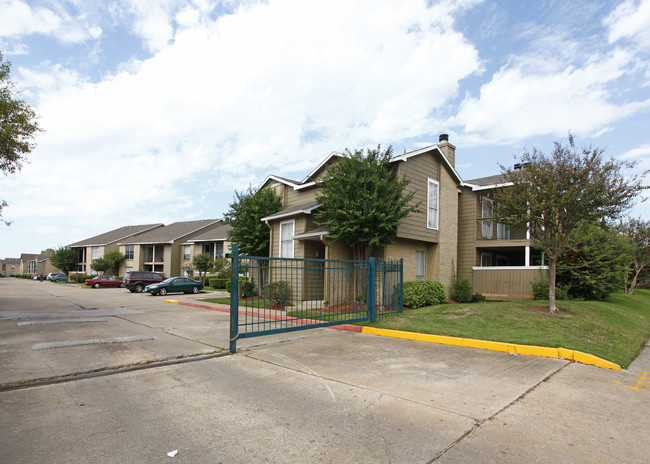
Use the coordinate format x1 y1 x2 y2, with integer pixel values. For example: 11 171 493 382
161 278 177 284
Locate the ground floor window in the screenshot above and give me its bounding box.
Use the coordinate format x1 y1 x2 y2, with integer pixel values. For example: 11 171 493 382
416 251 426 280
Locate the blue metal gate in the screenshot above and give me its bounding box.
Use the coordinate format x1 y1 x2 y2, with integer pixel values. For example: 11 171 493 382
228 246 403 352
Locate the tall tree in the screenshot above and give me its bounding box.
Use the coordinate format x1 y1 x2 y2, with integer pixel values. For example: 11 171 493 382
50 247 78 277
315 145 420 261
492 135 646 313
620 218 650 295
91 257 110 275
1 52 42 225
103 251 125 276
225 186 282 256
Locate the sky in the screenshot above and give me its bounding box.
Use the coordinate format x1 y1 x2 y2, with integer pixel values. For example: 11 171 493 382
1 0 649 259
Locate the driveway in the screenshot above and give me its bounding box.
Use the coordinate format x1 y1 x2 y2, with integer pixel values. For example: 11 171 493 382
0 278 647 463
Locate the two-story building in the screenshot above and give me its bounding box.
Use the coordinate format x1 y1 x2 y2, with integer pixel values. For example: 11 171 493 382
256 134 547 301
117 219 223 277
69 224 164 274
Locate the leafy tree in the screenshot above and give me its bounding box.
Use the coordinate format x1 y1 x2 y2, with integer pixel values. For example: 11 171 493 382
104 251 125 275
91 257 110 274
50 247 78 276
225 186 282 256
619 218 650 294
557 221 634 300
1 52 42 225
492 135 646 313
192 253 213 284
315 145 420 261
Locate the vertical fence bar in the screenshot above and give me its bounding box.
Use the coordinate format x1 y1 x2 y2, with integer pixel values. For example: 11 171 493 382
229 246 239 353
368 257 377 323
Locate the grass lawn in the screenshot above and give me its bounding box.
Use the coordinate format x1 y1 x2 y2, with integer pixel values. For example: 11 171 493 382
200 297 275 308
365 289 650 368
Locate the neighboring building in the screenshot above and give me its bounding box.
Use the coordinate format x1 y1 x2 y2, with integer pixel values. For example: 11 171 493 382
458 173 548 299
257 134 547 300
118 219 223 278
1 258 20 277
69 224 164 275
181 223 233 275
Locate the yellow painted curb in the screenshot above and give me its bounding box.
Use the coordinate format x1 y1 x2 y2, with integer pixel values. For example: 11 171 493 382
165 299 179 304
360 327 621 370
79 286 91 289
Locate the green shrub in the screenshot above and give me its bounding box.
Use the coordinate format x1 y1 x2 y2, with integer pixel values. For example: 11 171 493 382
532 281 569 300
70 274 92 283
471 292 486 303
265 281 290 305
209 277 228 289
451 277 473 303
403 280 446 309
227 278 256 297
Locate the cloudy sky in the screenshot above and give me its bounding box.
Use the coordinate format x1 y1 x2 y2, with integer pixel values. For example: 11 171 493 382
1 0 649 258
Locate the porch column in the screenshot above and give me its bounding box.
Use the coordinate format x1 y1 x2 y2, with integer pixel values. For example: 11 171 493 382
525 246 531 267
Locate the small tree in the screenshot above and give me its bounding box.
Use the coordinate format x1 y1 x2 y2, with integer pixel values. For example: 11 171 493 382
225 186 282 256
315 145 420 261
192 253 213 284
1 52 42 225
50 247 78 277
620 218 650 294
492 135 646 313
104 251 125 276
91 257 110 275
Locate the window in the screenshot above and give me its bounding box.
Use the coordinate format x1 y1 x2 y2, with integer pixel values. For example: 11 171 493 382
416 251 426 280
280 220 295 258
91 247 100 260
215 242 224 259
481 252 492 267
183 245 191 261
481 197 493 238
125 246 134 260
427 179 439 229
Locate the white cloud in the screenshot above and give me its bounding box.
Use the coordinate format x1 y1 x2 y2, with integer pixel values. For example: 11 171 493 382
452 48 650 144
605 0 650 50
0 0 61 37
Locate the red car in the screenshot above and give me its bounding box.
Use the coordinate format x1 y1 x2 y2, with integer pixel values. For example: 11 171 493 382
85 275 123 288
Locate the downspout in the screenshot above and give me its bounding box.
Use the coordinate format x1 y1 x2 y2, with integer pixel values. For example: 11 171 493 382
265 220 273 256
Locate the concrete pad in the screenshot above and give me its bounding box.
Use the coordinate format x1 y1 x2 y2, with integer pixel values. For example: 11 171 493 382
244 329 568 420
435 362 649 463
0 356 475 463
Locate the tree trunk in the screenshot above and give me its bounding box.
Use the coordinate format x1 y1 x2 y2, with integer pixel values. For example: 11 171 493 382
548 257 558 313
626 266 641 295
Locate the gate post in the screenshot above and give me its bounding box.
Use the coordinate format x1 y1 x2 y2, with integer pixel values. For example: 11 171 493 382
229 246 239 353
368 257 377 323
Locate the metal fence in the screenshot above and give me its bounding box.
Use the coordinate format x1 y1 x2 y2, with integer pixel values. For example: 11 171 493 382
228 246 403 352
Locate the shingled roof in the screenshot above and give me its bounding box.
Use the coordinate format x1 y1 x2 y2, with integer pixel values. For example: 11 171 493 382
69 224 163 247
118 219 222 245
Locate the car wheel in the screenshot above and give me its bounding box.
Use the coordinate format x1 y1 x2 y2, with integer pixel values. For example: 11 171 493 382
135 284 144 293
191 286 199 294
93 283 101 289
159 287 168 296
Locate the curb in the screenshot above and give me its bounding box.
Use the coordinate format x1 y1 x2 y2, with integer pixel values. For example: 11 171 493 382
164 299 621 371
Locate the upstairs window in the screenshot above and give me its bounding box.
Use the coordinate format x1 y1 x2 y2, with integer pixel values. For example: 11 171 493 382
183 245 191 261
91 247 100 260
427 179 439 230
125 246 134 260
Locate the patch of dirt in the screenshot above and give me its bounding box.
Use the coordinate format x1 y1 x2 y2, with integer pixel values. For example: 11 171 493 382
520 306 574 317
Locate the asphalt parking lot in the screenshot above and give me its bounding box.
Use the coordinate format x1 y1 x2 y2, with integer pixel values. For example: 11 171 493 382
1 278 648 463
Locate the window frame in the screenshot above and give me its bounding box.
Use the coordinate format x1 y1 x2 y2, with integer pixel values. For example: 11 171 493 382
125 245 134 260
416 250 426 281
427 178 439 230
279 219 295 259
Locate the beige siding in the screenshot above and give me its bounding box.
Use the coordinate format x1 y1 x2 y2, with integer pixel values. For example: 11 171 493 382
285 186 319 208
473 268 548 298
457 187 478 280
396 154 439 243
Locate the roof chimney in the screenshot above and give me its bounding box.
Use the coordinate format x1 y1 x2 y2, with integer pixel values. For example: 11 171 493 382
437 133 455 167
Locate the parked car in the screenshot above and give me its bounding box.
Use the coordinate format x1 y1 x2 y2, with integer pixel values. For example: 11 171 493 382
123 271 164 293
50 273 67 282
46 272 58 281
145 277 203 296
85 275 122 288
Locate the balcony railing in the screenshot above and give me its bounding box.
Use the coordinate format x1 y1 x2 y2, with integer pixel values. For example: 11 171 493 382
476 219 527 240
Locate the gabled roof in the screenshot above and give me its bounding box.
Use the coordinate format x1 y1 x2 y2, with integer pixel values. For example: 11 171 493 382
292 226 330 240
69 224 164 247
118 219 222 245
3 258 19 264
186 224 233 243
390 144 462 184
260 202 320 222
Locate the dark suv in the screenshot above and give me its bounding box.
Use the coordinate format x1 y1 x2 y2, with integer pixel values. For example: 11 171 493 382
123 271 164 293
